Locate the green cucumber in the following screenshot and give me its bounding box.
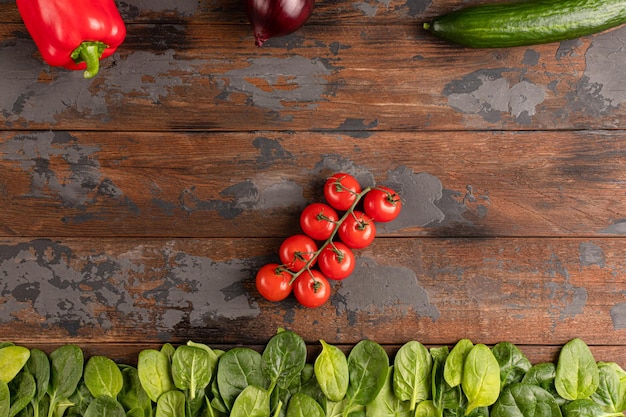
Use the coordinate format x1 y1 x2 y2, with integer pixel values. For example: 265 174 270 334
423 0 626 48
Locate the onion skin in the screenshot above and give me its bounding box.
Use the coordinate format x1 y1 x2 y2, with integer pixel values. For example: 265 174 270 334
247 0 315 46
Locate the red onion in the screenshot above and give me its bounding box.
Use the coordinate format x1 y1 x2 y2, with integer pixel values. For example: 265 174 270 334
247 0 315 46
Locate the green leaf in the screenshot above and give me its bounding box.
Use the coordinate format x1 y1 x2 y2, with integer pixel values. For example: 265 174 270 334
0 381 10 417
314 340 349 402
8 373 36 417
171 345 212 398
286 392 324 417
490 383 562 417
137 349 174 403
262 331 307 394
84 356 123 398
461 344 500 415
83 395 126 417
230 385 270 417
491 342 532 390
393 340 432 410
48 345 84 399
444 339 473 388
118 366 152 415
555 338 599 401
155 390 186 417
0 347 31 384
365 366 411 417
414 400 438 417
591 362 622 413
25 349 50 403
346 340 389 407
561 398 623 417
217 347 268 410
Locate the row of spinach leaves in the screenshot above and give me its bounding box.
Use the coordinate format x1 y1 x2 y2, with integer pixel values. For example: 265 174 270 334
0 331 625 417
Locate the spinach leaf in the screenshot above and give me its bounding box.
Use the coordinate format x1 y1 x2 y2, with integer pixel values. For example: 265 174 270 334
555 338 599 401
561 398 623 417
171 345 212 400
491 342 532 390
83 395 126 417
522 362 567 406
0 346 31 384
217 347 268 411
8 372 36 417
430 346 449 416
444 339 473 389
591 362 623 413
84 356 123 398
262 330 307 395
597 362 626 412
230 385 270 417
25 349 50 403
137 349 174 403
118 365 152 416
155 390 185 417
0 381 10 417
393 340 432 410
286 392 324 417
48 345 84 417
365 366 411 417
346 340 389 407
490 382 562 417
414 400 437 417
461 344 500 414
314 340 349 402
66 381 94 416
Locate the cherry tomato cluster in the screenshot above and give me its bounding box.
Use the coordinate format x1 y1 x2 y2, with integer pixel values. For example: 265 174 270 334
255 173 402 308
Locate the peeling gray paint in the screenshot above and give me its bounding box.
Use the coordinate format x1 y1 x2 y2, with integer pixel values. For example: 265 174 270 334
611 303 626 330
332 257 440 321
601 219 626 235
443 69 545 124
574 26 626 116
147 252 260 325
0 240 260 335
0 132 126 210
579 242 605 267
217 56 333 112
543 253 587 321
179 179 307 218
1 35 204 124
253 137 295 169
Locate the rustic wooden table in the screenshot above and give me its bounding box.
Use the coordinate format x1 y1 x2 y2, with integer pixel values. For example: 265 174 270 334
1 0 625 367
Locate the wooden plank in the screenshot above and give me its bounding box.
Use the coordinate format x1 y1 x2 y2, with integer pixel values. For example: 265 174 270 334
2 23 626 131
0 0 549 25
1 130 625 237
1 237 625 352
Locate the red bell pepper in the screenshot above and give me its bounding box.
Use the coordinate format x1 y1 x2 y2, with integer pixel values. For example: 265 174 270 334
16 0 126 79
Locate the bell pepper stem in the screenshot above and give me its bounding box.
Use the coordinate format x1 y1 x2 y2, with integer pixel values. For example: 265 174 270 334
71 41 107 79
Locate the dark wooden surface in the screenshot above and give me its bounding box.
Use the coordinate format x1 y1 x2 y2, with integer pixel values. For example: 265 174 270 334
1 0 626 367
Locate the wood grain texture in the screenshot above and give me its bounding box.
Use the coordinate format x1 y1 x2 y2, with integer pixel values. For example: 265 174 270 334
1 0 626 370
0 130 624 238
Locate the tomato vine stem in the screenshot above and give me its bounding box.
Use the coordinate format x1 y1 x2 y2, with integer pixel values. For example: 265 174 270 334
287 186 372 285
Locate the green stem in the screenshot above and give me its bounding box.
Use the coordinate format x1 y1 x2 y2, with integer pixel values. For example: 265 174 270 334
70 41 107 79
288 186 371 285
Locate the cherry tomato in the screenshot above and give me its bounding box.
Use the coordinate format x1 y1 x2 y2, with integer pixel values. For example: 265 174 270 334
255 263 293 302
318 242 355 280
338 211 376 249
300 202 339 241
293 270 331 308
279 234 318 272
323 173 362 211
363 186 402 222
